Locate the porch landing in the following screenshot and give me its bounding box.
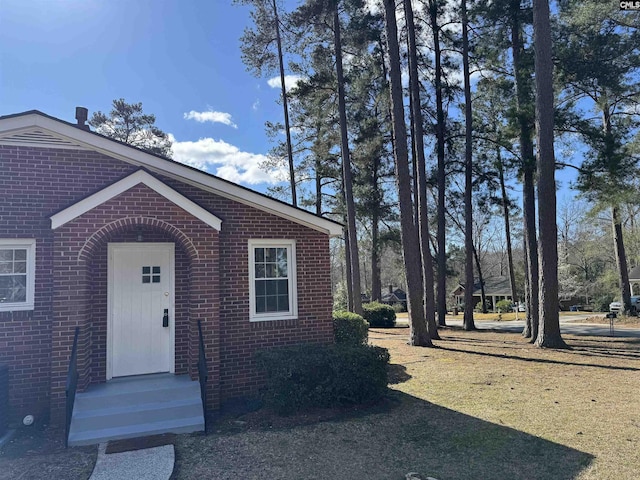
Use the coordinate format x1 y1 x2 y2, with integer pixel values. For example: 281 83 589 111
68 374 204 446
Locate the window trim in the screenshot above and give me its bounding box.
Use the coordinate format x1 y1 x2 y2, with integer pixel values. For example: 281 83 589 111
248 239 298 322
0 239 36 312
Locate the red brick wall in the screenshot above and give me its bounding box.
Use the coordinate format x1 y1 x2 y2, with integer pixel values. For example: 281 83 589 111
0 144 334 422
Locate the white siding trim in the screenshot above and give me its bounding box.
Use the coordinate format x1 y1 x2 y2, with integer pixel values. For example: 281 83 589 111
50 170 222 230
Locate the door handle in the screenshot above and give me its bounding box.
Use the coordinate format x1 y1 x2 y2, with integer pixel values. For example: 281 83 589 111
163 309 169 328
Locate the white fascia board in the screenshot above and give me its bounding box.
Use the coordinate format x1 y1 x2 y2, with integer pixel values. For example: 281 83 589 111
0 113 342 237
50 170 222 230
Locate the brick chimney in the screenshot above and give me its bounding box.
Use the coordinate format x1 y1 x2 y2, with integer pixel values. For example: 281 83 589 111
75 107 90 131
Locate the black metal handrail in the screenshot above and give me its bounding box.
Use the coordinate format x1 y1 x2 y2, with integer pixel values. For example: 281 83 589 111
197 319 208 434
65 327 79 448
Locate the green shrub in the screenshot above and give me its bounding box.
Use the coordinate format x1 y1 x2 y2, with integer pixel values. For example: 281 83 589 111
255 343 390 414
332 311 369 345
362 302 396 327
391 302 406 313
496 299 513 313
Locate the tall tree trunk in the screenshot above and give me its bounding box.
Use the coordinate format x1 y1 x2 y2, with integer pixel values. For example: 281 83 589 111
533 0 567 348
472 245 487 313
315 151 322 216
429 0 448 327
344 226 354 312
511 0 539 339
371 212 382 302
272 0 296 206
383 0 432 347
405 0 439 338
612 206 632 311
333 7 362 315
462 0 476 330
371 154 382 303
497 147 518 305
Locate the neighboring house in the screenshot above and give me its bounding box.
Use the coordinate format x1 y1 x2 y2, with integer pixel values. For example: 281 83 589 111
451 276 514 312
0 110 341 442
380 286 407 308
629 265 640 296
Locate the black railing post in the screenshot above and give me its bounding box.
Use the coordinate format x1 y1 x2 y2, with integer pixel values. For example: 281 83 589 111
65 327 80 448
197 320 208 434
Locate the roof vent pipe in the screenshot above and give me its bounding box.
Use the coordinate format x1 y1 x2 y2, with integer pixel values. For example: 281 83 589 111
75 107 90 131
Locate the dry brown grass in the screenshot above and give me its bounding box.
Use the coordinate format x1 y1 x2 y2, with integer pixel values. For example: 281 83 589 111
2 327 638 479
371 326 640 479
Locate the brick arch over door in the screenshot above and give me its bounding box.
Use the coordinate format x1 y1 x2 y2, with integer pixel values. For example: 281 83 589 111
77 216 200 264
49 184 220 421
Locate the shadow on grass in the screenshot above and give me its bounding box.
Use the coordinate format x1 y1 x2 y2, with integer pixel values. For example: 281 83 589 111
388 363 412 384
436 328 640 366
178 391 594 480
437 345 640 371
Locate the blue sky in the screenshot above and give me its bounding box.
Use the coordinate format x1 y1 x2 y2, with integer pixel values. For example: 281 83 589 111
0 0 581 205
0 0 292 188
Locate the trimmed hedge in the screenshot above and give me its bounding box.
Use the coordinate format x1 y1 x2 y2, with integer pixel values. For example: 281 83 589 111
333 311 369 345
255 343 390 414
362 302 396 327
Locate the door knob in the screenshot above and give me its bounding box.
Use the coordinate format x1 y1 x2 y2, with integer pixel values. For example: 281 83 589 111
163 309 169 327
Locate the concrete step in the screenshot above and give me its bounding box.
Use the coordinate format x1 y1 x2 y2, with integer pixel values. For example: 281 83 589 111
68 415 204 446
68 374 204 446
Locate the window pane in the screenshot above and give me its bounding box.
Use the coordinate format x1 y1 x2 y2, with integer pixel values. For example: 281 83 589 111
266 295 278 312
152 266 161 274
277 260 287 278
256 296 266 313
255 248 264 263
0 250 12 262
255 264 265 278
277 294 289 311
14 249 27 261
266 279 277 295
142 276 151 284
0 262 11 274
0 275 26 303
152 275 161 283
276 248 287 262
265 248 277 262
277 279 288 295
142 266 151 274
255 280 267 296
13 261 27 274
265 264 276 278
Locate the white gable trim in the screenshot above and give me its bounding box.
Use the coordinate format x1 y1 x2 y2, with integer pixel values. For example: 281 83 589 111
1 113 342 236
50 170 222 230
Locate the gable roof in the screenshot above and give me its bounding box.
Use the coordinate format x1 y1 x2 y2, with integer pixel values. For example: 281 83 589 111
50 169 223 230
0 110 343 236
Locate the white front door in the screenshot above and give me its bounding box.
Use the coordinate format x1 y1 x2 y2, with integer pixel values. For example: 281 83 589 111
108 243 175 378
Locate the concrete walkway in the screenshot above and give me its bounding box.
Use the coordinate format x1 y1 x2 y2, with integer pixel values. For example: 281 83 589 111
89 443 174 480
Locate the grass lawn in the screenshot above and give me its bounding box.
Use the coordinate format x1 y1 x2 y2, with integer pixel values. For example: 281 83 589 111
1 327 638 479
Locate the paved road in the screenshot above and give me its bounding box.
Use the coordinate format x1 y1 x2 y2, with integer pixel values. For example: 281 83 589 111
397 314 640 338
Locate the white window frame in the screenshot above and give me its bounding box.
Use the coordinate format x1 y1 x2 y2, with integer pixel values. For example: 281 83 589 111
0 239 36 312
248 239 298 322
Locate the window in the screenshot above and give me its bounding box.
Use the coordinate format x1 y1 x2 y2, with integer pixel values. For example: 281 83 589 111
248 240 297 321
0 239 36 312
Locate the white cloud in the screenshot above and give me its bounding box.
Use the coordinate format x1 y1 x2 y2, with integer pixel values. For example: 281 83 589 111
267 74 304 92
184 110 238 129
169 134 286 186
252 99 260 111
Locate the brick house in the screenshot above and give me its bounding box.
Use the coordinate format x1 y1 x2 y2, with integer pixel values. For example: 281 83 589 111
0 110 341 442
